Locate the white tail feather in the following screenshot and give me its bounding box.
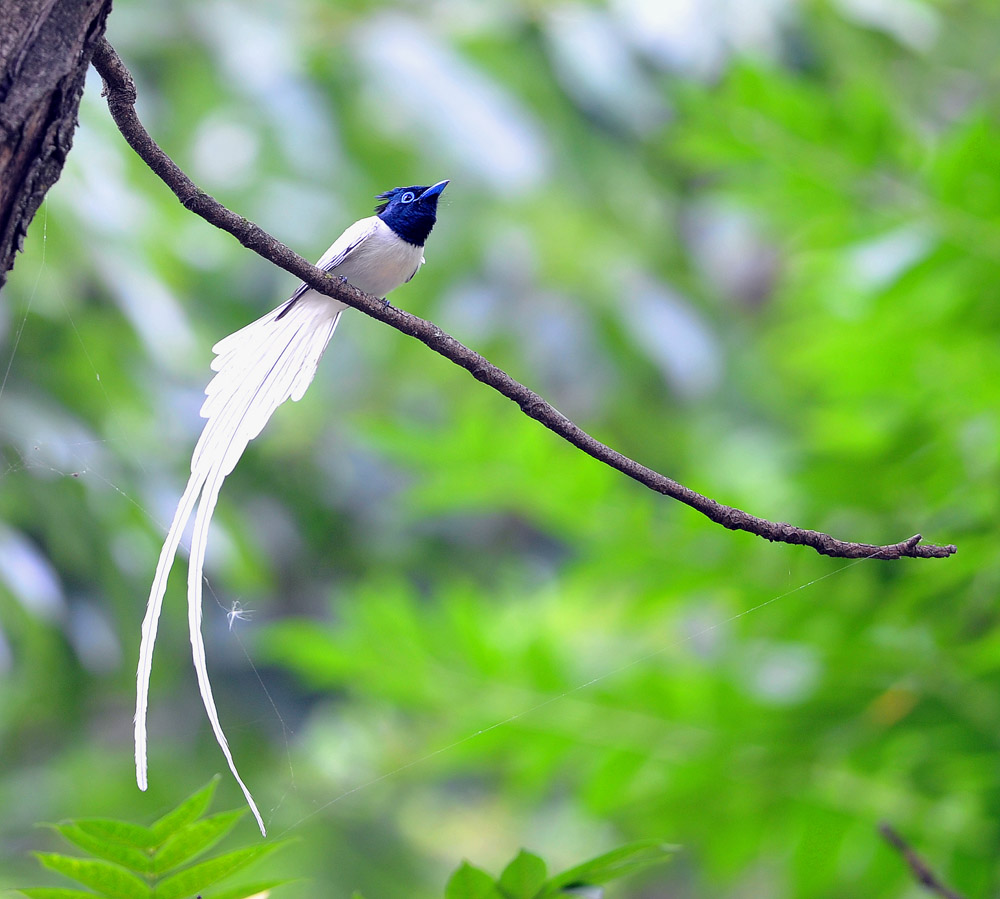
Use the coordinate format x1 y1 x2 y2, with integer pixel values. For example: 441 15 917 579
135 469 207 791
135 292 345 835
188 465 265 834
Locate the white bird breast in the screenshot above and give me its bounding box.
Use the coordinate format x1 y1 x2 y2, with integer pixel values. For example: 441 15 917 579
324 216 426 299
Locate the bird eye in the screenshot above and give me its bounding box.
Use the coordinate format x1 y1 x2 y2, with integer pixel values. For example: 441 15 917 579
400 191 416 203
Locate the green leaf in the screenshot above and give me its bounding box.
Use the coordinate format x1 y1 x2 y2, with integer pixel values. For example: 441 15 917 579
34 853 150 899
445 861 503 899
497 851 547 899
55 819 158 852
150 778 220 844
151 809 246 875
19 890 105 899
542 841 677 895
51 823 152 875
154 841 287 899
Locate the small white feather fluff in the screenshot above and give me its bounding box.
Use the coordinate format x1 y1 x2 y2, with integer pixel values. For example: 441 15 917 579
136 218 426 836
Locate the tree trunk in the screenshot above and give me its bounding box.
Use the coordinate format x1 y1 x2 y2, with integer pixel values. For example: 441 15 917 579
0 0 112 290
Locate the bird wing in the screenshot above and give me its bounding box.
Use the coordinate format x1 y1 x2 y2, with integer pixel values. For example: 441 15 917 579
405 251 426 284
281 217 380 311
135 290 345 836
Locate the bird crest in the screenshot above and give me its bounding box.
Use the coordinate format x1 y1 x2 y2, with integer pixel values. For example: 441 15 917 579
375 180 449 246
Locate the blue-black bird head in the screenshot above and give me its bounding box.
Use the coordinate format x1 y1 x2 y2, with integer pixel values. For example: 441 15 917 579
375 180 449 246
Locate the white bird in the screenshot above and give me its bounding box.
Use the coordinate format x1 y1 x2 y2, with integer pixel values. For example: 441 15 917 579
135 181 449 835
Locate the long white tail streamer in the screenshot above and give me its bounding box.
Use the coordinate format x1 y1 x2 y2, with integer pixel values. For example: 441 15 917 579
135 292 345 836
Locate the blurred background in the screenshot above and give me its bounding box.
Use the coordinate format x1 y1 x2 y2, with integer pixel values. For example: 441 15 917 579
1 0 998 895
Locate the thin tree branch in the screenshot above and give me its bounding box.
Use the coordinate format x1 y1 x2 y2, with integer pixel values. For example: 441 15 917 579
90 38 956 562
879 822 965 899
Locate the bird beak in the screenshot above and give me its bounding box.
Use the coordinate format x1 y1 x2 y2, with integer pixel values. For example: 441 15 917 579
420 180 449 200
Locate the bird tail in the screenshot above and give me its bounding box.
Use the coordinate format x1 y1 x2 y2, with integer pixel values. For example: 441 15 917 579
135 291 346 836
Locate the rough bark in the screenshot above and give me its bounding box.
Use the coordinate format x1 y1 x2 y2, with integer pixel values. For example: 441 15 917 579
0 0 112 290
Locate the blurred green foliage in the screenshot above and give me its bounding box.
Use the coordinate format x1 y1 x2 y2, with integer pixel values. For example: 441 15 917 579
2 0 998 897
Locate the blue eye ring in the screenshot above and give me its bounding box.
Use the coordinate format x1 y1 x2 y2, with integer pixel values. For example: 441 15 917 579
400 191 416 203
